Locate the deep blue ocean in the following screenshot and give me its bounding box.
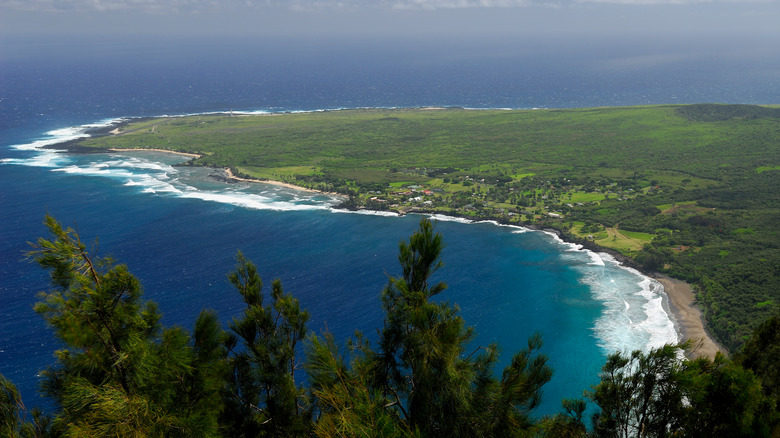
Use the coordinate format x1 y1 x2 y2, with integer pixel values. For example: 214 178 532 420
2 34 778 417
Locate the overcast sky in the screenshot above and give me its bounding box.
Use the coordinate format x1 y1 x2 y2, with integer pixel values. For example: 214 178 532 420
1 0 778 40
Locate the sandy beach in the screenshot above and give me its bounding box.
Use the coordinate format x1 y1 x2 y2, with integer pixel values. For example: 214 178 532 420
223 167 343 197
108 148 202 159
656 275 726 360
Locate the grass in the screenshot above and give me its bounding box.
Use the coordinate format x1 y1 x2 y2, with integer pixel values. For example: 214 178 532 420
595 228 654 253
78 105 780 185
239 166 319 180
656 201 707 214
569 192 606 203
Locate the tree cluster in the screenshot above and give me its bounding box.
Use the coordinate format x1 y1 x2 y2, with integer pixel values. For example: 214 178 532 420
1 216 778 437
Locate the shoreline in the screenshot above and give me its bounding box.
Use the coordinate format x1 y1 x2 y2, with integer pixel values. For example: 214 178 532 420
352 207 720 360
64 137 725 361
108 148 202 159
564 234 726 359
221 167 344 198
654 275 725 360
105 147 343 199
226 170 729 359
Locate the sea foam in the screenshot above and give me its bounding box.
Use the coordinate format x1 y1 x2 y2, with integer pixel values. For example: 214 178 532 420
2 119 125 167
331 209 402 217
539 231 678 354
426 213 475 224
2 115 343 212
583 259 679 354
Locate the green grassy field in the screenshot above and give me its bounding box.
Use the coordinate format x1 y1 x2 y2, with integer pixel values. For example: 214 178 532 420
74 104 780 351
82 105 779 182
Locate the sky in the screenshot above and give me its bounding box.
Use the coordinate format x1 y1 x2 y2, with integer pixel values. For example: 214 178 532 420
1 0 778 40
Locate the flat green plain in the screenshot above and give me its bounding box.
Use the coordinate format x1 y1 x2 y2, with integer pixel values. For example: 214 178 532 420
81 105 779 182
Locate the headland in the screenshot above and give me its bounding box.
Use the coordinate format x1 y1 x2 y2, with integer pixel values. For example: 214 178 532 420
54 104 780 355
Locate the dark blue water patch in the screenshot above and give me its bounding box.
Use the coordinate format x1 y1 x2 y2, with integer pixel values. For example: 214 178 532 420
3 34 779 135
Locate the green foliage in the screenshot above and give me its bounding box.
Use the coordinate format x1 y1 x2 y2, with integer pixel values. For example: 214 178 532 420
588 344 777 438
682 355 775 437
308 219 553 437
0 375 63 438
27 215 227 437
539 398 588 438
11 215 780 436
375 219 480 434
675 103 780 122
1 374 23 437
737 312 780 408
590 344 687 437
306 332 414 437
222 252 312 437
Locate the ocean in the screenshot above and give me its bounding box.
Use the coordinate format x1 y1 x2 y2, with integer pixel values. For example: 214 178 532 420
2 34 778 416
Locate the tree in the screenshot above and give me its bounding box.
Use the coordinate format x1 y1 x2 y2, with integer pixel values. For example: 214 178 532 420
376 219 554 436
0 375 62 438
307 218 552 436
539 398 589 438
589 343 776 438
27 215 226 437
681 354 775 437
306 332 414 437
1 374 24 437
18 214 779 436
222 252 312 437
737 312 780 406
589 344 686 438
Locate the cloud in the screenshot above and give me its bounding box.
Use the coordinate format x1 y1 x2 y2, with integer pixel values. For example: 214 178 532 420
261 0 551 12
0 0 253 13
0 0 773 13
0 0 563 14
387 0 542 10
574 0 771 4
574 0 709 4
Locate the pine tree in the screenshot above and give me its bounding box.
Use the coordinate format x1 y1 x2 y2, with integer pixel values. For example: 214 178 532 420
308 218 552 437
376 218 553 436
222 252 312 437
1 374 24 437
589 344 686 438
306 332 414 437
588 344 776 438
27 215 226 437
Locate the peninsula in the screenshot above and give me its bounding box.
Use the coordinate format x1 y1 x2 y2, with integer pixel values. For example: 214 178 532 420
69 104 780 354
